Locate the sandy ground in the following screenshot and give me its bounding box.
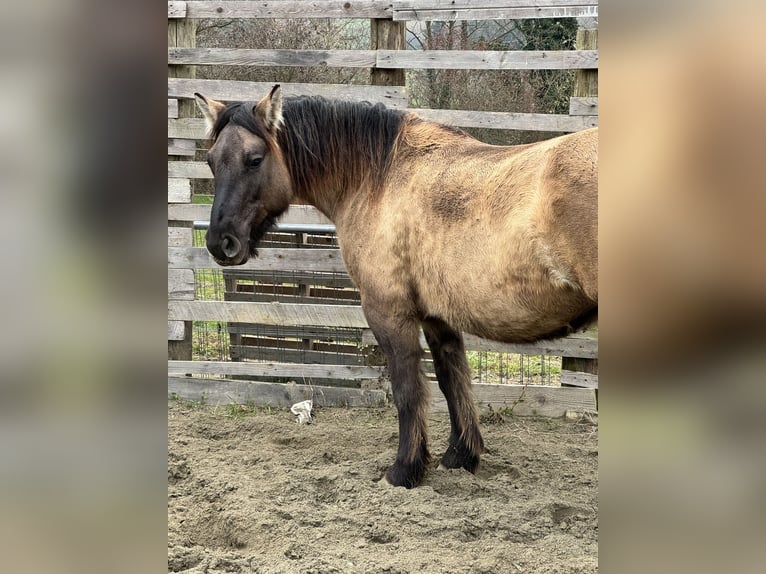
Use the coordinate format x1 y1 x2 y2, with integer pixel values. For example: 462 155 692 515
168 402 598 573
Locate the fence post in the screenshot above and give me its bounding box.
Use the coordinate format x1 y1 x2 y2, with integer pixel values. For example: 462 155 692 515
371 17 405 87
573 28 598 98
168 14 196 361
562 26 598 388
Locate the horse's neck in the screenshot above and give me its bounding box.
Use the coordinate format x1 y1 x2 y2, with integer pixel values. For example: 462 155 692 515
293 180 348 223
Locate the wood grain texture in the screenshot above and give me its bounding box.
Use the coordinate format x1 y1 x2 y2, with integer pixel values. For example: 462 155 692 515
376 49 597 70
170 109 597 140
169 247 347 273
413 108 597 132
168 321 185 340
168 300 369 328
574 29 598 97
169 360 381 380
393 6 599 20
168 139 196 157
168 78 408 107
169 48 377 67
182 1 392 19
168 98 179 118
168 159 211 179
168 202 332 224
169 47 597 71
394 0 596 7
569 96 598 116
168 178 192 203
168 377 387 408
431 381 597 417
168 227 193 247
168 269 195 300
167 1 187 19
560 370 598 388
230 346 366 365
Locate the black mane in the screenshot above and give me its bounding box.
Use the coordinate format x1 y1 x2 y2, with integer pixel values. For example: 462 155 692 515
209 95 407 199
278 96 407 198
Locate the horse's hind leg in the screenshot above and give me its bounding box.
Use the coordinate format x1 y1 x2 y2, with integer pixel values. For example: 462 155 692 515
364 305 430 488
422 318 484 473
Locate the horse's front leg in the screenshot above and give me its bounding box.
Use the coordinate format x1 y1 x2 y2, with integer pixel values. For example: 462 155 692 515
364 304 430 488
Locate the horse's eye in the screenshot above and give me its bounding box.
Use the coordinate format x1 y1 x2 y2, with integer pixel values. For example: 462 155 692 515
248 157 263 170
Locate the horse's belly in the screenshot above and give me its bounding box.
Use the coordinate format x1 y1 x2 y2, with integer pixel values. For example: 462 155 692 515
420 275 593 343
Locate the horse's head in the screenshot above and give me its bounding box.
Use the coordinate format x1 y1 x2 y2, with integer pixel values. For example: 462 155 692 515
194 85 292 265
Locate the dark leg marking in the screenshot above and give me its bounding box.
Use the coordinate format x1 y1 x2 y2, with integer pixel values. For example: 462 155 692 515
364 305 431 489
422 317 484 473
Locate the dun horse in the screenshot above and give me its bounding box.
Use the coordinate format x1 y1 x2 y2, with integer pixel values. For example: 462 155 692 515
195 86 597 488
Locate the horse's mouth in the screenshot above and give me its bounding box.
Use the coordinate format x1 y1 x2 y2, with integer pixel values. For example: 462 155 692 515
248 215 277 255
212 251 249 266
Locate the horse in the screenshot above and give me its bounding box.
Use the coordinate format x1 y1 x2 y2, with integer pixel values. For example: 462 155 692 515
194 85 598 488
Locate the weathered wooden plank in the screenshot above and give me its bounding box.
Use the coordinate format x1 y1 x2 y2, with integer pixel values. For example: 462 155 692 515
377 49 598 70
393 6 599 20
169 48 378 67
168 47 597 71
168 78 408 108
168 138 196 157
170 108 597 141
168 203 332 225
169 300 369 328
169 360 380 380
168 377 387 408
167 1 187 18
431 382 597 417
168 226 193 247
395 0 596 7
168 159 211 179
362 328 598 358
168 321 185 340
560 369 598 388
183 1 392 19
169 247 347 273
168 118 207 140
168 269 195 300
168 178 192 203
168 98 179 118
226 323 361 339
230 346 365 365
413 108 597 132
569 96 598 116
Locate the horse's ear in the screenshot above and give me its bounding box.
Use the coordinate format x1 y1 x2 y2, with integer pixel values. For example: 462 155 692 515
194 93 226 134
254 84 283 134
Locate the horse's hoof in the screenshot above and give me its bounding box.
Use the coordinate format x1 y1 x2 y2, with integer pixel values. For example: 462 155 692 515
384 461 426 489
440 446 480 474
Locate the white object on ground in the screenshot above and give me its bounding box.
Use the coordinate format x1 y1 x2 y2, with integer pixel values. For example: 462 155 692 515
290 400 313 425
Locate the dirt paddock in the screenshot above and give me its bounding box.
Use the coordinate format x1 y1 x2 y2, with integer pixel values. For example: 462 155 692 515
168 401 598 573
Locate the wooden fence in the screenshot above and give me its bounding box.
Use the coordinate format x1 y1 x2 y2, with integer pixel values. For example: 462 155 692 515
168 0 598 416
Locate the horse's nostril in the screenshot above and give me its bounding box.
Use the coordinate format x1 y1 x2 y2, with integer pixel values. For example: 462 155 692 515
221 234 242 259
